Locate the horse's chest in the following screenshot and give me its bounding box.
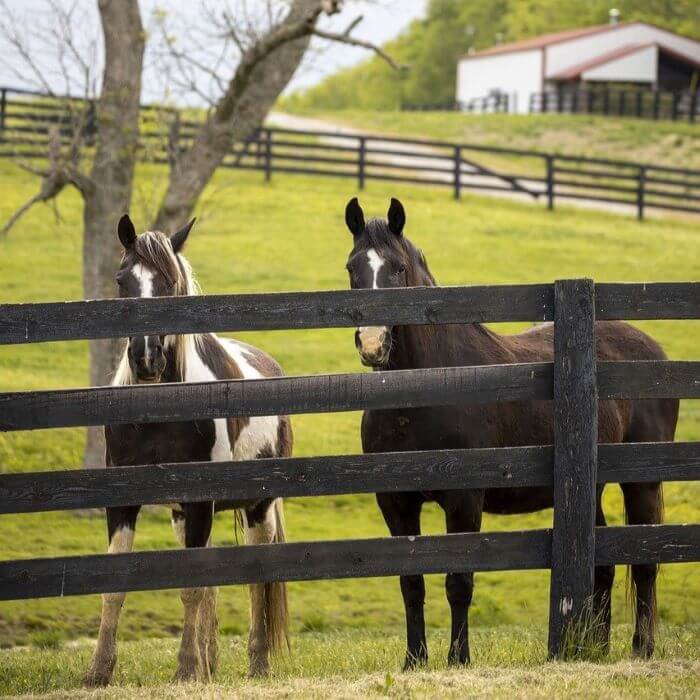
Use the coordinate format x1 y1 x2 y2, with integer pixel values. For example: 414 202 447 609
106 421 216 466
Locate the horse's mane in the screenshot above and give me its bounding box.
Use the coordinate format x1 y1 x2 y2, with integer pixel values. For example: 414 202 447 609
112 231 199 386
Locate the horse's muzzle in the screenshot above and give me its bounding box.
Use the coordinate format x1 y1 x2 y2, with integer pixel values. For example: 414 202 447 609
356 327 391 367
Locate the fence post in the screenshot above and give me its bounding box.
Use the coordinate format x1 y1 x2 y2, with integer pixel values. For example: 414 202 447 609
548 278 598 659
358 136 366 190
546 155 554 211
636 90 643 118
637 166 646 222
264 128 272 182
0 88 6 137
453 145 462 200
653 91 660 120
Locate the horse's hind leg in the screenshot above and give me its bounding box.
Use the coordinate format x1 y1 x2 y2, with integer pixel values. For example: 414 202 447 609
171 508 218 680
592 487 615 653
376 492 427 670
442 490 483 666
244 499 288 678
621 482 663 659
84 506 139 687
173 502 213 682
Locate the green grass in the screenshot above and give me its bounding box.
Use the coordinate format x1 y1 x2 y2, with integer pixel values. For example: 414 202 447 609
0 158 698 695
2 627 699 697
276 110 700 175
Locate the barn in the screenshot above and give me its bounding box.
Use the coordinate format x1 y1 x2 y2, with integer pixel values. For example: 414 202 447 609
456 20 700 114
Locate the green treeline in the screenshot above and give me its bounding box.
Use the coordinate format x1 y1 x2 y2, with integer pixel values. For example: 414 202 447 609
284 0 700 111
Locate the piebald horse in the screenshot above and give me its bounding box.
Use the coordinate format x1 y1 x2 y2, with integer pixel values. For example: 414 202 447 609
85 215 291 686
343 197 677 668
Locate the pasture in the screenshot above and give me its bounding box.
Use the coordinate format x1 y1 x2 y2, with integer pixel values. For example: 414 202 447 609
0 158 699 696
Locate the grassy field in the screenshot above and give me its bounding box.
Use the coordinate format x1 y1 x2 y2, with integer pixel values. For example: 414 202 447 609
2 627 699 697
277 110 700 175
0 158 698 695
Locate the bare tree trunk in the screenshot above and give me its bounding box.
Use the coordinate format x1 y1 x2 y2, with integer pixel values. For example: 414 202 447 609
83 0 145 467
152 0 319 232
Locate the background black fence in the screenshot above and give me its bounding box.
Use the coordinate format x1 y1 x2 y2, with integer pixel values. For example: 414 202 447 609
530 86 700 122
0 281 699 658
0 87 699 220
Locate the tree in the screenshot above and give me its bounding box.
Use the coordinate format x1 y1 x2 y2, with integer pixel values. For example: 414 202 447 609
0 0 399 465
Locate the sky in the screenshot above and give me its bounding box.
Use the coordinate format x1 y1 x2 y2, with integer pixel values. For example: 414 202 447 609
0 0 427 101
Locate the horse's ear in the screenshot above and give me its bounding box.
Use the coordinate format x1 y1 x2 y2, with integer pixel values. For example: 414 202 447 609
118 214 137 249
345 197 365 237
170 217 196 253
387 198 405 236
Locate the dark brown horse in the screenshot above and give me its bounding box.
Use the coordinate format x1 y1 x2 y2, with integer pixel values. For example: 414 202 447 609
343 197 678 669
84 216 291 686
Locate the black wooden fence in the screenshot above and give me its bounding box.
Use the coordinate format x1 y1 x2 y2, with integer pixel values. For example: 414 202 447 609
1 87 699 220
0 281 699 657
530 86 700 122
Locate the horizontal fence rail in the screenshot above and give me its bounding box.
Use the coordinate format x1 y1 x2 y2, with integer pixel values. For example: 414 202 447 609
1 87 699 219
1 360 698 432
0 525 697 602
1 442 698 515
0 362 554 431
0 282 698 345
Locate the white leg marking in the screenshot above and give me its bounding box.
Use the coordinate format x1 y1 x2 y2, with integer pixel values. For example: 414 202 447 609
108 526 134 554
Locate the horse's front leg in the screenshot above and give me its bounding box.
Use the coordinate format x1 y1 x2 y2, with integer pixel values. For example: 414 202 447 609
173 501 213 682
441 490 483 666
376 492 426 670
84 506 140 687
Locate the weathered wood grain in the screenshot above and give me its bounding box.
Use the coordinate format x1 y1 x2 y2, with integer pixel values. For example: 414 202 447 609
0 362 554 431
1 442 697 515
596 524 700 565
0 285 555 345
0 283 696 346
0 446 554 514
548 279 598 658
595 282 700 320
598 361 700 399
0 530 553 601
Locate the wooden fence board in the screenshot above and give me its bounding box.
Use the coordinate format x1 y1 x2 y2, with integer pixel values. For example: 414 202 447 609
548 279 598 658
0 283 696 346
0 362 554 431
0 530 552 601
1 442 697 515
596 524 700 565
598 361 700 399
0 285 554 344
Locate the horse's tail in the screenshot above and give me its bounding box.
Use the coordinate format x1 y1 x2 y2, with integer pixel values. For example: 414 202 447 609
265 498 289 655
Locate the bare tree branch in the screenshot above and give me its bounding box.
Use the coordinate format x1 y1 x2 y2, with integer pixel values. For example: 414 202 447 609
311 17 408 71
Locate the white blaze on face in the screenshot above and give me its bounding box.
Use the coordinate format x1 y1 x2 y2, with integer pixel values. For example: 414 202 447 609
132 263 155 298
131 263 159 364
358 248 389 356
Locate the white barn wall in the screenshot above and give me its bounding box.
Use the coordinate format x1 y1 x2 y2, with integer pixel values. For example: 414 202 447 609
546 24 700 78
583 45 657 83
457 49 542 114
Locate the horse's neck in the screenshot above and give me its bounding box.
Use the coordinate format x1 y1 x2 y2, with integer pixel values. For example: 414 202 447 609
390 322 502 370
